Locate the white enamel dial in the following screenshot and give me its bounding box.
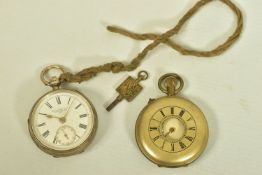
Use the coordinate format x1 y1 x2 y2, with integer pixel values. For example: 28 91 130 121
29 89 97 153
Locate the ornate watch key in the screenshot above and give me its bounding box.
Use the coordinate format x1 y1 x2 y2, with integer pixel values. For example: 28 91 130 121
28 65 97 157
135 73 208 167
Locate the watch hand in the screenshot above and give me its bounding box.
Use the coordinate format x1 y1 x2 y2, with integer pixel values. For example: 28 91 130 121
164 127 176 137
164 131 171 137
46 115 66 123
46 115 61 119
64 132 69 139
62 100 75 119
46 100 75 123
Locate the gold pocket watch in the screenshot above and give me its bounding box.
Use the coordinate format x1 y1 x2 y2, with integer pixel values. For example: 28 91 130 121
135 73 208 167
28 65 97 157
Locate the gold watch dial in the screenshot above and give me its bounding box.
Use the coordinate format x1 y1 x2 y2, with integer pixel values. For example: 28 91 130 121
136 96 208 167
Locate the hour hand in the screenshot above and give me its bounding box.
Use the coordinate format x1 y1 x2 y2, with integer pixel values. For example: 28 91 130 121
46 114 60 119
46 115 66 123
164 127 176 137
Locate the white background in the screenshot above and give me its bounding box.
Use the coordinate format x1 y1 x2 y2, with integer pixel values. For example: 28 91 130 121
0 0 261 174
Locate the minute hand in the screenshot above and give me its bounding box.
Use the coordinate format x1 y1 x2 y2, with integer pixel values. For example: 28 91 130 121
62 100 75 119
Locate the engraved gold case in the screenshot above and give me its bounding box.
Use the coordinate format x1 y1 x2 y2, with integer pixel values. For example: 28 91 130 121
135 73 208 167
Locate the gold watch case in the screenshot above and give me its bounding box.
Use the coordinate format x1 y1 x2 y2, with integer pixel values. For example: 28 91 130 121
135 73 208 167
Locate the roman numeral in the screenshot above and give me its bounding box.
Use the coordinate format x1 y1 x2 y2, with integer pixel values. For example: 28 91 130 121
179 141 186 149
149 127 158 131
75 103 82 110
171 143 175 151
171 107 174 115
160 110 165 117
68 97 71 104
56 96 61 104
153 135 160 142
53 137 57 144
185 136 194 142
179 110 185 117
161 140 166 149
80 114 87 118
42 130 50 138
188 127 196 131
45 102 52 109
79 124 87 129
37 122 46 127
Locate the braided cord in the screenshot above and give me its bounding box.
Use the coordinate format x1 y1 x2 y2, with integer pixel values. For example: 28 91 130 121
60 0 243 83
